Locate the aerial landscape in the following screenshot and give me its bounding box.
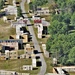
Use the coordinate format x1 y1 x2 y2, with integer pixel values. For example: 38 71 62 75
0 0 75 75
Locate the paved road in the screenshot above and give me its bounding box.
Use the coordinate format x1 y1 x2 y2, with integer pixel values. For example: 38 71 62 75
20 0 47 75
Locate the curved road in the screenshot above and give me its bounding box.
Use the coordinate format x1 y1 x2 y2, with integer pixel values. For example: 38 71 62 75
20 0 47 75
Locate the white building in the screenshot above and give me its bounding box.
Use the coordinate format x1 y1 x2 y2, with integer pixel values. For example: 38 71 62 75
13 0 16 7
26 0 30 4
4 5 17 16
38 24 43 38
53 58 57 65
35 7 50 15
11 18 27 39
32 58 36 67
23 65 33 70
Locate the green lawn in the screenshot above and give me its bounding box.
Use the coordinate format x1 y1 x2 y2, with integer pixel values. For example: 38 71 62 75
24 2 32 17
40 15 51 22
18 50 24 55
69 72 75 75
0 18 10 26
0 58 40 75
16 0 21 2
0 59 31 71
6 15 15 20
24 2 29 13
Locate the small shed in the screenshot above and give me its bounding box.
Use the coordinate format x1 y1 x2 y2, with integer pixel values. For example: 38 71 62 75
23 65 33 70
53 58 57 65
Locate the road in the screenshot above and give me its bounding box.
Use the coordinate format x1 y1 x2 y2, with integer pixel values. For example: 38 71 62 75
20 0 47 75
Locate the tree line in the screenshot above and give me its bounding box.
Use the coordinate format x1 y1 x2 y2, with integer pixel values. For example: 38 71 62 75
0 0 5 9
29 0 48 11
46 0 75 65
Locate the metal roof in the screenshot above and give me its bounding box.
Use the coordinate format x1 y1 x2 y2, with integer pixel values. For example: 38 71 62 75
0 39 23 43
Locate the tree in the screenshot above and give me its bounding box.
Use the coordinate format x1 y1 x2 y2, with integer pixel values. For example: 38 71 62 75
48 20 68 35
68 47 75 65
29 2 33 10
63 13 71 24
29 0 48 11
0 0 4 9
71 12 75 26
46 33 75 65
67 0 75 13
17 6 22 17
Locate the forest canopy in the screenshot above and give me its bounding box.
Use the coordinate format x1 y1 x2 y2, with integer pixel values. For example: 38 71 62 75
46 0 75 65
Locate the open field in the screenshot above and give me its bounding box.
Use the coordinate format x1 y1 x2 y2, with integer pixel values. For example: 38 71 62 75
0 18 16 39
16 0 22 2
69 72 75 75
0 58 40 75
0 59 31 71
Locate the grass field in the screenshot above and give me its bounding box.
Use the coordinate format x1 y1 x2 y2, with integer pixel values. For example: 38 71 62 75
0 58 40 75
16 0 21 2
69 72 75 75
0 17 16 40
0 59 31 71
8 0 13 5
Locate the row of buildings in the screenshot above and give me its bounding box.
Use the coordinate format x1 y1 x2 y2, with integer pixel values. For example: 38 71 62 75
0 43 34 60
0 0 32 60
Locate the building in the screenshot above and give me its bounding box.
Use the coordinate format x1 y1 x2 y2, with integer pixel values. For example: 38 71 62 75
24 44 34 58
0 50 18 60
9 50 18 59
10 34 28 43
0 54 6 60
53 67 68 75
13 0 16 7
26 0 30 4
35 7 50 15
15 2 20 7
11 18 28 43
37 24 43 38
33 16 41 28
5 50 10 59
32 58 36 67
11 18 27 28
0 39 23 50
45 73 65 75
54 66 75 72
34 18 50 38
53 58 57 65
42 20 50 34
4 0 9 5
5 50 18 60
23 65 33 70
4 5 17 16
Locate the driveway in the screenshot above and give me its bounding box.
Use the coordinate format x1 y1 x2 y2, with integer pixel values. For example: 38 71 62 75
20 0 47 75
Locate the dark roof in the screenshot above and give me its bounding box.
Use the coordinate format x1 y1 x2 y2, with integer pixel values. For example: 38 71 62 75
34 20 42 23
36 8 41 10
15 2 20 4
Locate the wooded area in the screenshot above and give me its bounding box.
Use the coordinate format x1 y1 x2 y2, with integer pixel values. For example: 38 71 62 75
0 0 4 9
28 0 75 66
46 0 75 65
29 0 48 11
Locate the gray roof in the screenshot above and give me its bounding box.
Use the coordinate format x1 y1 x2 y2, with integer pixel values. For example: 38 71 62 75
42 20 50 26
0 39 23 43
45 73 65 75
